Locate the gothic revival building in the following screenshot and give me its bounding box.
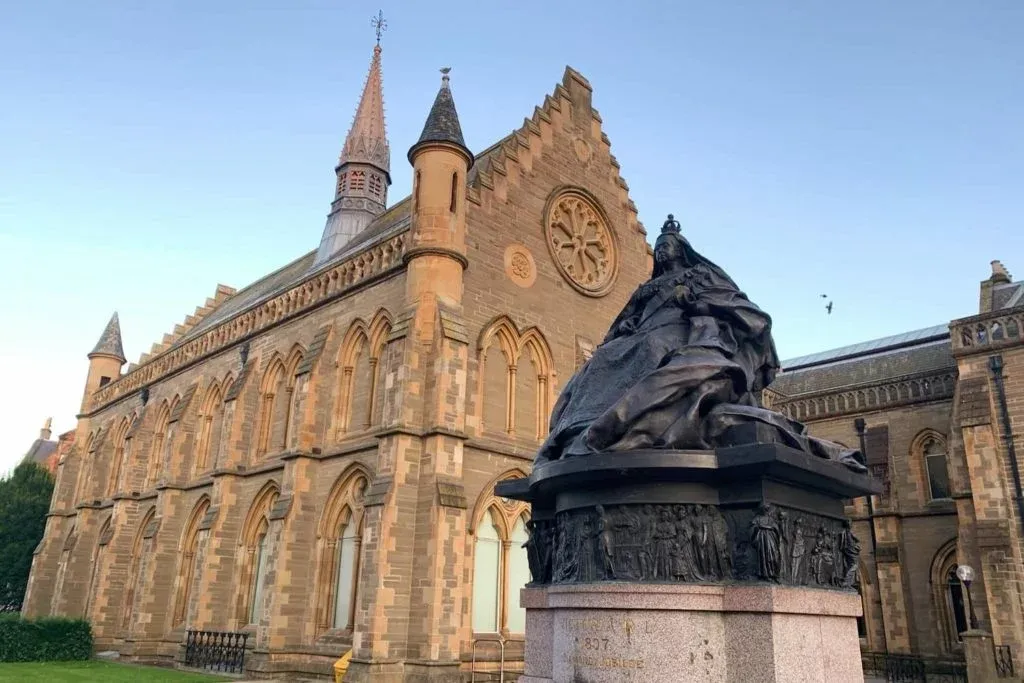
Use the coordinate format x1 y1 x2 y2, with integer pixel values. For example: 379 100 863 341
25 32 1024 683
768 261 1024 672
24 39 652 681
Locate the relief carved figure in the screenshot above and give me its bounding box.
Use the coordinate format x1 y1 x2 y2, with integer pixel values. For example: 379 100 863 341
535 216 866 472
750 503 782 582
545 502 857 589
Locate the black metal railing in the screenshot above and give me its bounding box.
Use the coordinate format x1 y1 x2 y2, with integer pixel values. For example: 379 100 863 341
864 653 967 683
995 644 1015 678
183 630 248 674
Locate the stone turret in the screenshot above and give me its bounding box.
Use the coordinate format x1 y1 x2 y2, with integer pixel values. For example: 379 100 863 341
404 68 474 338
314 38 392 267
82 312 126 411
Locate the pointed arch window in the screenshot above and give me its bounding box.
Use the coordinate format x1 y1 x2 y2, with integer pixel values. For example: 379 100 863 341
333 518 359 629
196 380 227 475
472 512 502 633
256 351 303 458
921 434 951 500
107 417 131 496
477 318 555 441
172 498 210 627
471 505 531 636
239 484 278 627
945 566 969 643
148 400 175 488
249 522 269 625
337 315 391 437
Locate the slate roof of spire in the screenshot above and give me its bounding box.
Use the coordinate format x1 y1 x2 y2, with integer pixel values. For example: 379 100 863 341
408 71 472 167
90 312 126 363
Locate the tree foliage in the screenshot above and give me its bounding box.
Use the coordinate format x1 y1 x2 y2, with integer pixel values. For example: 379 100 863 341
0 462 55 612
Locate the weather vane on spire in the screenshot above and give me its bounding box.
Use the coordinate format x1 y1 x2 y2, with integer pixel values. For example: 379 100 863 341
371 10 387 46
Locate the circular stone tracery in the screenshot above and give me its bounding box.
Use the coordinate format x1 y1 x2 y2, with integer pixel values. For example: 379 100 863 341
545 191 617 296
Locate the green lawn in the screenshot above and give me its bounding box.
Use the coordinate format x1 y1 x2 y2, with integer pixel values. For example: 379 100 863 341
0 661 232 682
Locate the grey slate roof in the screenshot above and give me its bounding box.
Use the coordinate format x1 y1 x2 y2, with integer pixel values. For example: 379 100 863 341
771 325 956 398
993 282 1024 310
407 77 472 167
174 198 412 349
22 439 57 467
90 312 126 363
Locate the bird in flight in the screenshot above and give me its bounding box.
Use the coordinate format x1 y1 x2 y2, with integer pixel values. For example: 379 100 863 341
821 294 833 315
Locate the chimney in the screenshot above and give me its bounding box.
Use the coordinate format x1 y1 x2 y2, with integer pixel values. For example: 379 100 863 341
40 417 52 441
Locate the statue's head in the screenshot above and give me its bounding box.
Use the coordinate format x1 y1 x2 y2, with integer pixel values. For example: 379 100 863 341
653 215 696 276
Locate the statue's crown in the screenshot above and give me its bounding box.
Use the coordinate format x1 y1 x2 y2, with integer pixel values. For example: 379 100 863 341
661 214 681 235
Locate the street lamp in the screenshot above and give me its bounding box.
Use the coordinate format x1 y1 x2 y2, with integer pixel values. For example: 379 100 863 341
956 564 980 631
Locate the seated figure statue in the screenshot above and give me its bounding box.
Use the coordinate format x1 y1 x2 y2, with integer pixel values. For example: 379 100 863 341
536 215 866 472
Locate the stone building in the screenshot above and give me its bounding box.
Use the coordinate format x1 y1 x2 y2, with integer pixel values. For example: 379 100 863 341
25 31 1024 683
23 39 652 681
768 260 1024 672
20 418 65 475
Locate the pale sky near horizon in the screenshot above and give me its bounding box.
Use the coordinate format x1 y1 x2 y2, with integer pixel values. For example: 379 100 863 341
1 1 1022 476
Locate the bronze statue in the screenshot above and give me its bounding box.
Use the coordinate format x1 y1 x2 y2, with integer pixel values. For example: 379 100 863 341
535 215 866 472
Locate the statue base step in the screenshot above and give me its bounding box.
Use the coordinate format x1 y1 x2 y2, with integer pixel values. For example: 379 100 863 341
519 583 864 683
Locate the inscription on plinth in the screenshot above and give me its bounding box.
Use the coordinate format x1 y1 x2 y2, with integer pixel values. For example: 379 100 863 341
554 612 722 682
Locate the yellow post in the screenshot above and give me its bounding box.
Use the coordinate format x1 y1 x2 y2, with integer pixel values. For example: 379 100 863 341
333 650 352 683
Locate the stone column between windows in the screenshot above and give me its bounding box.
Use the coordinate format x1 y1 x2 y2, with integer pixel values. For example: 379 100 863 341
407 328 471 667
873 514 913 653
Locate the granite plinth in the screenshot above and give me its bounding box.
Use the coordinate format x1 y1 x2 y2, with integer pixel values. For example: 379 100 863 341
520 583 865 683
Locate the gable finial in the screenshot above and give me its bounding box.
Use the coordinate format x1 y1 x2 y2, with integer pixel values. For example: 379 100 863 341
371 10 387 46
440 67 451 89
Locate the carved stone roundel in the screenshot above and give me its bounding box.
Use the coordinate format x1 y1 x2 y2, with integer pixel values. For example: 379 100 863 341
545 191 617 296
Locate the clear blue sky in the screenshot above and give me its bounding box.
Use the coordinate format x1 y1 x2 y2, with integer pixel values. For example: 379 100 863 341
2 1 1022 474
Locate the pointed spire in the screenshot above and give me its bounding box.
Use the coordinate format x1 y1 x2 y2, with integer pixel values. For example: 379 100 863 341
89 312 126 364
408 68 473 168
338 41 390 178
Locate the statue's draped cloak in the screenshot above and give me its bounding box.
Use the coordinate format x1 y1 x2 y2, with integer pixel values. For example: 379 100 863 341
537 244 866 472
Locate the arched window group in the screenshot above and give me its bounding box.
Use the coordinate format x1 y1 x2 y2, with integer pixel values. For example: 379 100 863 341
255 348 304 458
336 313 391 437
470 474 531 635
316 468 368 633
106 417 132 496
195 375 232 474
147 399 177 488
477 317 556 441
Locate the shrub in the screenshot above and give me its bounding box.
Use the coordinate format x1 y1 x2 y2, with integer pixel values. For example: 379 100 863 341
0 616 92 661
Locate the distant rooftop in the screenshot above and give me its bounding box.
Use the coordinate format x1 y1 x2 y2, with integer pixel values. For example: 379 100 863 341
781 324 950 372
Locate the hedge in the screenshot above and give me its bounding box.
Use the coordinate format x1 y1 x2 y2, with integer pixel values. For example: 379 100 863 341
0 615 93 662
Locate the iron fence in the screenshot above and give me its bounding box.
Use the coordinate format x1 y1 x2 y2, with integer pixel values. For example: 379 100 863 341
183 630 248 674
995 644 1015 678
864 653 967 683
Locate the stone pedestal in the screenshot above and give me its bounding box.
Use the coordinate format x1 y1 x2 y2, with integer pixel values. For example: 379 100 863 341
497 443 879 683
518 583 864 683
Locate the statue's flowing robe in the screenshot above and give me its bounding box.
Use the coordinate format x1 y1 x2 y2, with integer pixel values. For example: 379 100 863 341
536 259 866 472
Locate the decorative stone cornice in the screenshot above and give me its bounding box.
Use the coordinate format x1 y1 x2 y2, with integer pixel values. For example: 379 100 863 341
950 304 1024 357
86 232 408 414
771 368 956 422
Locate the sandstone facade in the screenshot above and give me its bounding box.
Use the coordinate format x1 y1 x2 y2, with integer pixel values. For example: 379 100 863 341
24 44 651 682
768 261 1024 672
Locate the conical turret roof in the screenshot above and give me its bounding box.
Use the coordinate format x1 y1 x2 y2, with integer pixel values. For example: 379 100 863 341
408 69 473 167
90 312 126 363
